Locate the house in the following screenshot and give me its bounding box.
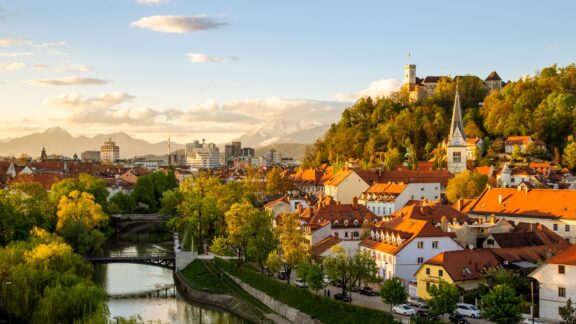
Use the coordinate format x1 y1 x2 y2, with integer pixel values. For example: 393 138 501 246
465 137 483 161
414 249 501 299
483 222 570 250
485 71 503 92
466 187 576 243
119 169 140 185
291 167 331 194
324 168 370 204
265 194 310 220
301 196 379 241
359 214 462 282
357 182 441 216
530 245 576 322
497 164 547 188
504 136 535 154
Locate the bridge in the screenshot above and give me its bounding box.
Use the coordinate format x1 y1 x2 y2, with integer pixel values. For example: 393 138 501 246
85 253 176 270
110 213 173 232
108 284 176 299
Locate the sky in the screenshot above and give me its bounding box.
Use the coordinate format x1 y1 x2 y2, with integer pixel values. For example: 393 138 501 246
0 0 575 144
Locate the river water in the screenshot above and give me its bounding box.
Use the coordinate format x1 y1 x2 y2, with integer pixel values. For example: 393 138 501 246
94 226 245 323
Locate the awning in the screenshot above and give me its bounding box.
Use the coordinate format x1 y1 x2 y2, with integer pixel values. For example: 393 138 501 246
456 281 482 291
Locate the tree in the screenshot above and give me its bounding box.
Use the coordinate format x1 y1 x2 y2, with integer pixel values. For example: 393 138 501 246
296 262 325 293
131 175 158 212
210 236 231 256
50 174 109 211
481 284 522 324
428 280 459 320
383 148 403 171
159 189 182 216
55 190 108 253
323 246 377 295
265 250 282 274
560 298 576 324
563 139 576 170
108 192 136 214
445 170 488 203
511 144 523 161
380 277 408 312
275 212 309 284
266 167 292 196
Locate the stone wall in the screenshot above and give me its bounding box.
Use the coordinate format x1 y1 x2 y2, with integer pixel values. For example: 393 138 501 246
226 273 321 324
173 272 269 323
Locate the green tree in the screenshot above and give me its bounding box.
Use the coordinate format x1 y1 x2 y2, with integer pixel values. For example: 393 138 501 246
383 148 403 171
428 280 459 320
445 170 488 203
266 167 292 196
511 144 523 161
210 236 231 256
560 298 576 324
380 277 408 312
296 262 325 293
160 189 182 216
480 284 522 324
265 250 282 274
563 139 576 170
275 212 309 284
50 174 109 211
108 192 136 214
323 246 377 295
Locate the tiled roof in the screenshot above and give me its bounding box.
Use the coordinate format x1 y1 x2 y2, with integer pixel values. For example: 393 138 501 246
466 137 481 145
545 245 576 265
423 76 444 83
475 166 493 178
359 183 407 202
505 136 531 146
323 169 354 187
312 235 342 256
394 204 470 224
468 187 576 219
301 198 378 229
423 249 500 282
10 173 73 190
264 195 290 208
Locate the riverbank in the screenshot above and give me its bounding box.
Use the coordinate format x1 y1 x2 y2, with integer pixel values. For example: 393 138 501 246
175 259 275 323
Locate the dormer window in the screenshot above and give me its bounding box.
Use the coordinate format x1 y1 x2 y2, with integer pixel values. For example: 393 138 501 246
344 220 349 227
333 220 339 226
353 219 359 226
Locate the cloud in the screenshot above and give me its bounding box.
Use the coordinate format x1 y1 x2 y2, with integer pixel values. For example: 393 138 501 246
335 78 401 101
45 92 135 109
0 38 30 47
136 0 169 4
34 62 92 73
0 62 25 71
131 15 227 33
187 52 237 63
25 76 109 86
0 52 33 57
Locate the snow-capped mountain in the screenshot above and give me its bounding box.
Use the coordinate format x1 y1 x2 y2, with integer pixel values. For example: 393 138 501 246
235 120 330 148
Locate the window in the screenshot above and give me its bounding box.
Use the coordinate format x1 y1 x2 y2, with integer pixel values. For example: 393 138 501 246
417 241 424 249
432 241 439 249
426 268 430 275
453 151 462 163
421 187 424 191
417 257 424 264
487 239 495 246
344 232 348 238
439 269 443 277
353 232 359 238
559 287 566 297
559 265 566 274
426 282 431 291
554 224 559 231
566 224 571 232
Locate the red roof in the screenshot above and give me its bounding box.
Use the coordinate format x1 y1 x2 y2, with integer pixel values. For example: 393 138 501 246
545 245 576 265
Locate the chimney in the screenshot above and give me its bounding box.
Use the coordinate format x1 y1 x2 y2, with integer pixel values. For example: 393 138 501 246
498 194 503 204
297 203 303 213
334 232 339 239
457 199 463 211
352 197 358 209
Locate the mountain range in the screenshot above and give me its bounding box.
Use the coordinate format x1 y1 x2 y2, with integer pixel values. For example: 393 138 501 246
0 121 328 159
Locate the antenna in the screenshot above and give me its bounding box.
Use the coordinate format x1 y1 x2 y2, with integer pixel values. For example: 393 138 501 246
168 137 171 166
407 51 411 65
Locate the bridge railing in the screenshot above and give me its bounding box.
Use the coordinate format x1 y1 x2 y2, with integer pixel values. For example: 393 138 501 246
111 214 173 221
84 252 175 260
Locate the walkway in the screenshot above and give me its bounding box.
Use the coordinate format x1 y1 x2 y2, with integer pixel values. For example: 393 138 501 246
85 253 176 270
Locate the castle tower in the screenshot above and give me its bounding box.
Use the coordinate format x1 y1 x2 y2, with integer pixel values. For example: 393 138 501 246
404 64 416 91
447 85 467 174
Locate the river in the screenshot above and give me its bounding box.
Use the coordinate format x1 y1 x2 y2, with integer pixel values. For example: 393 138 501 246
94 225 246 323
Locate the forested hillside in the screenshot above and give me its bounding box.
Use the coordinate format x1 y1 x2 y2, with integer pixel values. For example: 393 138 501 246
305 64 576 168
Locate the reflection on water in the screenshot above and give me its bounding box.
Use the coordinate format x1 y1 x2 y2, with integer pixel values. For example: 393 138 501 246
94 227 246 323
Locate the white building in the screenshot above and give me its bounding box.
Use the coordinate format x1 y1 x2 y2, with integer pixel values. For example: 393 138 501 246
447 87 467 174
324 168 370 204
360 215 462 281
358 182 440 216
530 245 576 322
185 139 220 170
101 138 120 164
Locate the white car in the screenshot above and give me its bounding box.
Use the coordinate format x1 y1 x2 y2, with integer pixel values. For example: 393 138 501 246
294 278 308 288
407 296 428 308
455 303 481 318
522 318 545 324
392 304 416 316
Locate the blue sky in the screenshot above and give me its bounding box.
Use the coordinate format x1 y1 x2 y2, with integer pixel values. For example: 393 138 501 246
0 0 574 143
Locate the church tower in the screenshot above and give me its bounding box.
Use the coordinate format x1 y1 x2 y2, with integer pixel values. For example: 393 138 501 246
447 85 467 174
40 146 47 161
404 64 416 91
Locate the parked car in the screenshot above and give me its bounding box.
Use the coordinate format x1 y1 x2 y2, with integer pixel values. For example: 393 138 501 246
351 285 361 292
522 318 545 324
455 303 481 318
332 280 343 287
294 278 308 288
407 296 428 308
323 275 330 285
416 309 440 321
392 304 416 316
359 286 378 296
277 271 288 280
334 293 352 302
449 313 470 324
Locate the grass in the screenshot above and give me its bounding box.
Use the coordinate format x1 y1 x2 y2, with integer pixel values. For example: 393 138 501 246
215 258 398 324
180 259 230 294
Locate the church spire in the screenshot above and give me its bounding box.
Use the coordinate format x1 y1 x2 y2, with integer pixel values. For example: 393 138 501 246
448 82 466 144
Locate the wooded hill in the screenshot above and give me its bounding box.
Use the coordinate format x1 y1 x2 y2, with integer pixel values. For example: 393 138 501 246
305 64 576 168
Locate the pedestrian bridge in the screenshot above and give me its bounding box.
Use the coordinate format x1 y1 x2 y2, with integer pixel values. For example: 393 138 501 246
110 213 173 232
85 253 176 270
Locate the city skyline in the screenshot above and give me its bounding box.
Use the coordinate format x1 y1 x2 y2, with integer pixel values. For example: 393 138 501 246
1 0 575 143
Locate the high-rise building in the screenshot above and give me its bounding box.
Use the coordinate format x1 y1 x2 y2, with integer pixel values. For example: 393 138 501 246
186 139 220 169
81 151 101 162
264 149 280 167
447 86 467 174
101 138 120 164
